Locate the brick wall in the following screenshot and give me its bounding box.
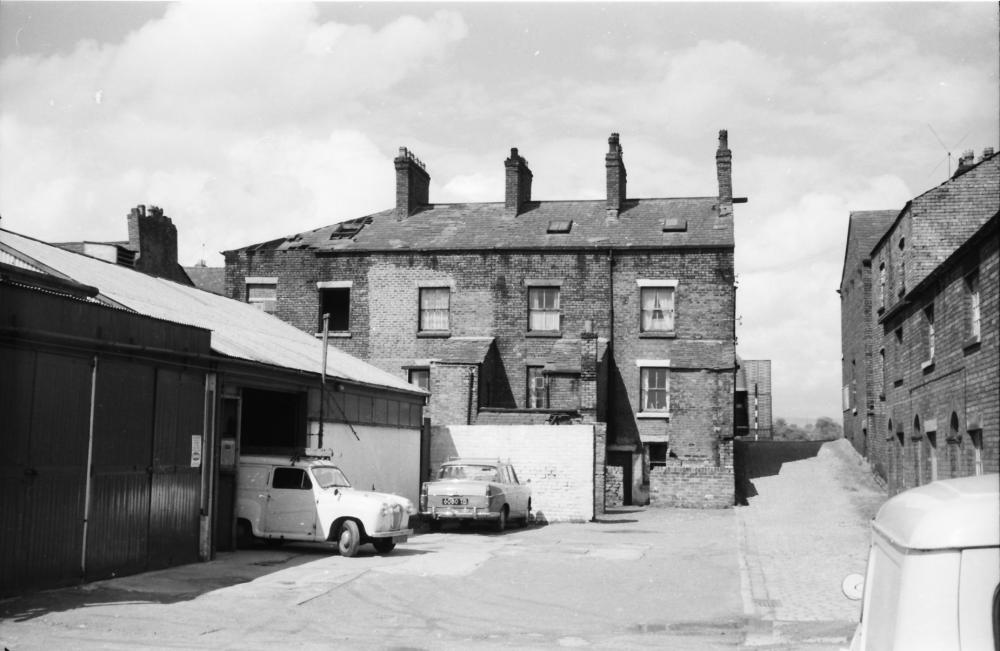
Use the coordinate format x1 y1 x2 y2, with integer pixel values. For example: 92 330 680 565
876 224 998 495
226 245 736 505
648 458 735 508
605 465 624 507
429 424 599 522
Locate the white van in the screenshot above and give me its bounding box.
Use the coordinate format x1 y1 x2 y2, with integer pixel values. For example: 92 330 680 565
845 474 999 651
236 453 414 557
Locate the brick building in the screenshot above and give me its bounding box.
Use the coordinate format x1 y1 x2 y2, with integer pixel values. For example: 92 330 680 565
224 132 740 507
839 209 899 463
840 149 999 494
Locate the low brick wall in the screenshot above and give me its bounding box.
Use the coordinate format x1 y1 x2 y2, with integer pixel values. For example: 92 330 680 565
430 424 598 522
605 466 624 507
648 462 735 508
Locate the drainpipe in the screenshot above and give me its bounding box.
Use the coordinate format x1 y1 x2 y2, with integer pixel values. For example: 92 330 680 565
80 354 98 579
466 367 475 425
319 313 329 448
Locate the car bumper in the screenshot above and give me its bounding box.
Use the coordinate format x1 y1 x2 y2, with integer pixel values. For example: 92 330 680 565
421 507 500 521
369 529 412 542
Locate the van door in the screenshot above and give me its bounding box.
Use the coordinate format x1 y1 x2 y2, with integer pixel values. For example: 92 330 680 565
264 467 317 538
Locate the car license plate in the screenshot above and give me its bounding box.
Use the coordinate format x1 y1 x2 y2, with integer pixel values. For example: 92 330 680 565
441 497 468 506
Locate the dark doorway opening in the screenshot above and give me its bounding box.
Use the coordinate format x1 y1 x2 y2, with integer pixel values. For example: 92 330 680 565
240 388 306 452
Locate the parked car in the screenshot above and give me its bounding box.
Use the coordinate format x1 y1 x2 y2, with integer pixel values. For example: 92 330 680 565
843 473 999 651
236 453 414 556
420 458 531 532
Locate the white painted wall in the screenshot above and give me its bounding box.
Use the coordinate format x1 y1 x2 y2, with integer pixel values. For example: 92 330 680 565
308 422 420 504
431 424 596 522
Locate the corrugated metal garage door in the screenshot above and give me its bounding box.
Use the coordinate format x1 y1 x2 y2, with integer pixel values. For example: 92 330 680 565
0 347 91 593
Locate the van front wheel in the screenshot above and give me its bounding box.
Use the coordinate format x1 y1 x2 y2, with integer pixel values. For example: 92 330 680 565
337 521 361 557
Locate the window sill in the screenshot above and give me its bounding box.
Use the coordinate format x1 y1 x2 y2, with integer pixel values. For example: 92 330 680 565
637 412 671 420
417 331 451 339
920 359 934 372
639 331 676 339
316 331 351 339
526 331 562 338
963 338 981 353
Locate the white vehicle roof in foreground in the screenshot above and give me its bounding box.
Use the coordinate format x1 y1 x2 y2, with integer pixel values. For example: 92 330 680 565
872 474 999 551
240 454 336 467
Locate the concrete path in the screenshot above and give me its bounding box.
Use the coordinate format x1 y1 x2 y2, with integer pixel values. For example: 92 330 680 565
736 438 887 648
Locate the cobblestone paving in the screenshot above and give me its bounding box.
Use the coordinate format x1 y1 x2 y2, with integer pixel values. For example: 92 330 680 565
737 439 887 648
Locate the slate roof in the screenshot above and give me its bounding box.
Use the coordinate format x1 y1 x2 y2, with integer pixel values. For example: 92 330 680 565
432 337 495 364
184 265 226 295
839 209 898 288
0 228 423 395
229 197 733 254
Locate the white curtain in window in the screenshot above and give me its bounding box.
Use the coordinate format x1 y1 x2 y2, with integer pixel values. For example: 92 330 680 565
529 288 560 331
641 287 674 332
420 288 450 330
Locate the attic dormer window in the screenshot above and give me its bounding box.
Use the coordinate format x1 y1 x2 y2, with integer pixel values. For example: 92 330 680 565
547 220 572 234
329 216 372 239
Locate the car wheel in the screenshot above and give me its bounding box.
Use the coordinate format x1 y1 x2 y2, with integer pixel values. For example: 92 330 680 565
236 520 254 549
372 538 395 554
494 506 508 533
337 520 361 557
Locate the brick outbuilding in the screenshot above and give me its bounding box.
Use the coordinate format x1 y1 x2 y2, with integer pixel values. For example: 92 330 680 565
225 132 741 507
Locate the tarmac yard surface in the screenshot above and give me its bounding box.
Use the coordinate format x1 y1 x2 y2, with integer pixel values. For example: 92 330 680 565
0 439 886 650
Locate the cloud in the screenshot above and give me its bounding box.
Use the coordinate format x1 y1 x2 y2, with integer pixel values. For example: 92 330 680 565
0 6 468 263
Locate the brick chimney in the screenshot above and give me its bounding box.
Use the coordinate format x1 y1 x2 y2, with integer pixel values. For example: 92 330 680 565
953 149 976 178
394 147 430 220
126 204 187 283
979 147 995 162
716 130 733 216
504 148 533 216
606 133 627 219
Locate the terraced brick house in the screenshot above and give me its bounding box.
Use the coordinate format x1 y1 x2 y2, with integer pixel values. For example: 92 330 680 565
840 148 999 494
224 132 741 507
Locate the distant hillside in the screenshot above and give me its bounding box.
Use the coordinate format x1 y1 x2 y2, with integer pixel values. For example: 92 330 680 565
773 417 842 441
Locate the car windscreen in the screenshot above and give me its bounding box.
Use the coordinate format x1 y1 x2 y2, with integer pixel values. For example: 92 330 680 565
438 465 500 481
312 466 351 489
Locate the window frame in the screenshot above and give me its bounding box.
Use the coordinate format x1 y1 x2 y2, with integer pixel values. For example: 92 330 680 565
316 281 352 334
638 365 670 415
923 303 935 364
637 280 678 336
246 281 277 315
407 367 430 392
418 287 451 333
966 270 981 343
526 365 548 408
527 286 561 333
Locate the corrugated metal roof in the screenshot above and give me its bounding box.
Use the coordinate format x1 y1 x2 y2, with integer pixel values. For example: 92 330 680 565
1 228 423 395
229 197 734 254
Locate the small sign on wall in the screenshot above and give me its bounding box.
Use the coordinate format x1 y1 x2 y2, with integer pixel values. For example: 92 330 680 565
191 435 203 468
220 438 236 468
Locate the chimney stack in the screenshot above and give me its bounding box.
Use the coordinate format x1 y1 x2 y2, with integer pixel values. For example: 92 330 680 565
504 148 533 216
716 130 733 213
980 147 995 162
125 204 188 284
606 133 627 219
953 149 976 178
394 147 430 220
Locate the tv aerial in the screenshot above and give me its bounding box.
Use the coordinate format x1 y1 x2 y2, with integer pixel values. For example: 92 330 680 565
926 124 969 181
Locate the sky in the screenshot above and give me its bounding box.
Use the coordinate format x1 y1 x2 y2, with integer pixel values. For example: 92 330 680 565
1 2 997 420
